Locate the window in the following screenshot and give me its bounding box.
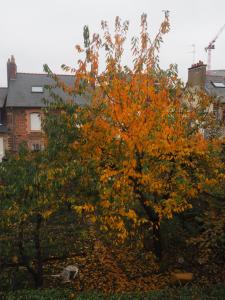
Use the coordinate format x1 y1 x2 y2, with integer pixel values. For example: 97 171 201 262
29 140 44 151
30 113 41 131
32 86 43 93
211 82 225 88
31 143 42 151
0 137 4 162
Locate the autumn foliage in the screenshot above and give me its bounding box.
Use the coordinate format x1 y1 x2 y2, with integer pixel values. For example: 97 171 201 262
54 13 224 258
1 13 224 293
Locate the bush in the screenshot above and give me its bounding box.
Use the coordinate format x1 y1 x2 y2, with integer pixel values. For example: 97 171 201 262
1 285 225 300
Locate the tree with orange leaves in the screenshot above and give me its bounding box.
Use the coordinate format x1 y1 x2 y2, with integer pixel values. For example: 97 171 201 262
48 13 224 260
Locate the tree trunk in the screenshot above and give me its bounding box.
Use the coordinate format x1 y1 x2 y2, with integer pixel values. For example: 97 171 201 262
139 196 162 260
33 272 43 289
133 148 162 260
18 222 38 287
17 215 44 288
130 175 162 259
152 222 161 260
33 214 43 288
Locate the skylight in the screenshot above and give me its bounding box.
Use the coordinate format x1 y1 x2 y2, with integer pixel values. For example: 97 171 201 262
32 86 43 93
211 82 225 88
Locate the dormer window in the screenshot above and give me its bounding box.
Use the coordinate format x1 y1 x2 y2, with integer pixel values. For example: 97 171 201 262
32 86 43 93
30 113 41 131
211 82 225 88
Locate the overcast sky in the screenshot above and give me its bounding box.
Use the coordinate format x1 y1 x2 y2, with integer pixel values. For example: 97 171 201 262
1 0 225 86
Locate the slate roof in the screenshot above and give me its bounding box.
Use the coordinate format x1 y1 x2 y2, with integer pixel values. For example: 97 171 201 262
6 73 88 107
207 70 225 77
205 71 225 104
0 125 8 133
0 87 8 108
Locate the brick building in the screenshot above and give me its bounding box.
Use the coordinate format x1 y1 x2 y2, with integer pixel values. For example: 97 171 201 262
1 57 224 162
0 56 85 161
187 61 225 123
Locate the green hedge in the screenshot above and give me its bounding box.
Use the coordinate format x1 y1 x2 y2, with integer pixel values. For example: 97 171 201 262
1 285 225 300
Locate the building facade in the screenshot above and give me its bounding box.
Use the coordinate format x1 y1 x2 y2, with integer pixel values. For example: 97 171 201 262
187 61 225 123
0 56 85 161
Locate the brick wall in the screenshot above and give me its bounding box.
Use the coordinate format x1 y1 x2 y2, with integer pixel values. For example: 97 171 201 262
6 107 44 151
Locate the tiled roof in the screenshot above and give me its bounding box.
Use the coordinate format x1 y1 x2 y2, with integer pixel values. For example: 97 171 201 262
205 71 225 104
6 73 88 107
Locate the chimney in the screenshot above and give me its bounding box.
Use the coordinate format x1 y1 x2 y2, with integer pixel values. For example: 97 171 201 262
7 55 17 86
187 60 207 88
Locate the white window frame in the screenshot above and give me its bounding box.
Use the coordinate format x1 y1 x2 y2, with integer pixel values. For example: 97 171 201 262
30 113 41 131
0 137 5 162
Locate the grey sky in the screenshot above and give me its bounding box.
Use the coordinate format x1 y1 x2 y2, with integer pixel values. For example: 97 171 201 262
1 0 225 87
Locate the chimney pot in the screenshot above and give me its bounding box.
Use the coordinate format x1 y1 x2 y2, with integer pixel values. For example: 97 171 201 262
11 55 15 63
187 60 206 88
7 55 17 86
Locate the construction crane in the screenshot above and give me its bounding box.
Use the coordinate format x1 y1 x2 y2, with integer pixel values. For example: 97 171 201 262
162 10 170 18
205 24 225 71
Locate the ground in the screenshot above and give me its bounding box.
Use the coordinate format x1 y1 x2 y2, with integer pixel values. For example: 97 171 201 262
1 209 225 298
